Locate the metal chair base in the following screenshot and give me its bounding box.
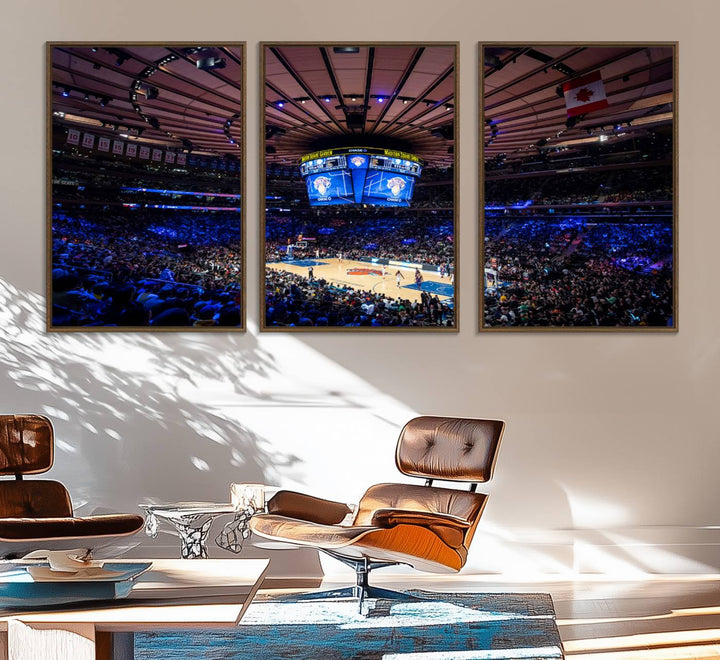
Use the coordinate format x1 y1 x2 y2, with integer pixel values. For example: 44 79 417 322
273 552 422 613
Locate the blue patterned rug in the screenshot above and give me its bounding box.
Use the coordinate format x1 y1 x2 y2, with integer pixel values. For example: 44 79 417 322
136 590 563 659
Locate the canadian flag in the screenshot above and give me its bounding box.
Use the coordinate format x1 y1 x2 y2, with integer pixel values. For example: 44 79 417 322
563 71 609 117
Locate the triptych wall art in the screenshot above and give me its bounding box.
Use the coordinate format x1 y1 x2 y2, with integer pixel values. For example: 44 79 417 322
47 42 676 332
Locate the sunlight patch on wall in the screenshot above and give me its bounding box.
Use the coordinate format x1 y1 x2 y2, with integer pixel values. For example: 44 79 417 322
564 491 630 529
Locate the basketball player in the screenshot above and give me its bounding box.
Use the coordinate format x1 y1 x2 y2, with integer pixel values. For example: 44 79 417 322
395 270 405 287
414 268 424 289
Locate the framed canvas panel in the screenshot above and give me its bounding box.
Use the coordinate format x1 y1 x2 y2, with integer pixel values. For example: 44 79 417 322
47 43 245 331
480 43 677 331
261 42 458 331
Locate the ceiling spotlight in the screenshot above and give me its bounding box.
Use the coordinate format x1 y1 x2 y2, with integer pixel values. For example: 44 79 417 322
377 97 384 103
300 99 306 104
196 56 226 70
84 93 90 101
403 99 409 104
276 100 285 108
99 97 110 107
324 96 331 103
444 104 452 111
91 47 98 53
61 87 70 97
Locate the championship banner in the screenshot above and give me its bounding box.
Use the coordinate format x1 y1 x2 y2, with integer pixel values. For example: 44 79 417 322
139 145 150 159
152 148 162 162
98 137 110 152
126 143 138 158
113 140 124 155
165 151 175 164
82 133 95 149
176 152 186 165
563 70 609 117
67 128 80 145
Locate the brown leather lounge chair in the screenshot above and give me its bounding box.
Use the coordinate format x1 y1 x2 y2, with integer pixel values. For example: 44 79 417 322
0 414 145 558
250 416 505 608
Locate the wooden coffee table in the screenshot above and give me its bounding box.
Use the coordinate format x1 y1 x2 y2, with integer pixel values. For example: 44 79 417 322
0 558 269 660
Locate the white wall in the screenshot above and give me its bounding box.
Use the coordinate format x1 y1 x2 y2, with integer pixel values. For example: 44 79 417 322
1 0 718 578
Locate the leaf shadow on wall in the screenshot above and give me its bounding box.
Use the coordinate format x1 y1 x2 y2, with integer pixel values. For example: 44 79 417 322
0 278 298 512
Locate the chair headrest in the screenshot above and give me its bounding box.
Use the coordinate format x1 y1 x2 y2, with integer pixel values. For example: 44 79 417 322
0 415 54 475
396 416 504 483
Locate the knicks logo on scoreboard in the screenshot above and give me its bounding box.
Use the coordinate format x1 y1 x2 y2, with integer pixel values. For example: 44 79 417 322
351 156 366 167
313 176 332 196
387 176 406 197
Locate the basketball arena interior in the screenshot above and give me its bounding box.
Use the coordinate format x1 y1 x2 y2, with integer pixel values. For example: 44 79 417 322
263 44 456 328
49 45 244 328
483 45 674 328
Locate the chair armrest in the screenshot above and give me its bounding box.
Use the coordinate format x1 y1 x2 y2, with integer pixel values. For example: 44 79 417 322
371 509 471 529
267 490 353 525
371 509 471 548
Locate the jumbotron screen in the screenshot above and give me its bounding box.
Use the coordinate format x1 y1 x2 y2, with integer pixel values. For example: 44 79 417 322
300 147 422 207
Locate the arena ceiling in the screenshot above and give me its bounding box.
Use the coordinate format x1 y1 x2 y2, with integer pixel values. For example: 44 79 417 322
50 45 243 156
264 45 456 168
483 45 674 166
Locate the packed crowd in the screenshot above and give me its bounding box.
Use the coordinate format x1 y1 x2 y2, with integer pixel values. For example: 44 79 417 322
51 211 242 327
485 166 672 208
265 269 453 327
266 216 454 268
484 218 673 327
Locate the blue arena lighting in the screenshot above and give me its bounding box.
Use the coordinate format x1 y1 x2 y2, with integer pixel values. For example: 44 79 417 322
484 200 534 211
121 187 241 200
123 203 240 212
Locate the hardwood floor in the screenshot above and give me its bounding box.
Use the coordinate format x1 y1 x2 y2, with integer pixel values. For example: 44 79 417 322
276 573 720 659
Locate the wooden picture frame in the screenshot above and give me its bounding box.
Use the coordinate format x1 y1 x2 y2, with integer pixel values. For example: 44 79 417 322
261 42 458 331
480 43 677 331
47 43 246 331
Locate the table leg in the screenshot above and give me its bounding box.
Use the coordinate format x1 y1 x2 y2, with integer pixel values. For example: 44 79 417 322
169 518 213 559
215 506 255 553
96 632 134 660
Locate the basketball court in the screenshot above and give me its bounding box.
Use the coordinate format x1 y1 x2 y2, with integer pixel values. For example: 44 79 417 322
267 258 454 306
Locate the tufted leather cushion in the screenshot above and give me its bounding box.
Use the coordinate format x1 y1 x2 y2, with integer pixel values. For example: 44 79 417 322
354 483 486 526
0 480 72 518
396 416 504 482
0 514 145 541
0 415 54 475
